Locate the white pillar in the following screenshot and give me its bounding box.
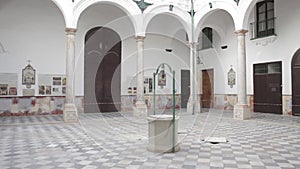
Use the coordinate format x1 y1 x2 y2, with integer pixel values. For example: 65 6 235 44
187 42 200 114
134 36 147 116
63 28 78 122
233 29 251 120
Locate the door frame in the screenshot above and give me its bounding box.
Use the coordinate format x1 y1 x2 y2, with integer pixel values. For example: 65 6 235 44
84 27 121 113
292 48 300 115
201 69 214 110
253 61 282 114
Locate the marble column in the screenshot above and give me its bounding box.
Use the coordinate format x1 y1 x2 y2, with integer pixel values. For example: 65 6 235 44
134 36 147 116
187 42 200 114
63 28 78 122
233 29 251 120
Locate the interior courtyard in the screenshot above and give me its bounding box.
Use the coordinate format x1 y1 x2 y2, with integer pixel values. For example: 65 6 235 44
0 0 300 168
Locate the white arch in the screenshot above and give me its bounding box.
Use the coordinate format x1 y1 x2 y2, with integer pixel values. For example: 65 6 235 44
73 0 141 33
194 0 238 40
238 0 259 30
51 0 72 27
143 4 192 42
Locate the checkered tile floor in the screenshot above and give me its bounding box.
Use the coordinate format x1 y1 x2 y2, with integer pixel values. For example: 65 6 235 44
0 110 299 169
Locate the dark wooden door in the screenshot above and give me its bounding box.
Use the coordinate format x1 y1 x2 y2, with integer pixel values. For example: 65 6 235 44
181 70 190 108
95 50 121 112
201 69 214 111
254 62 282 114
292 49 300 116
84 27 121 113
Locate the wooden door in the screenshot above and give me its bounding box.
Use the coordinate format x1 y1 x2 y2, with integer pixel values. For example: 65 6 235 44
254 62 282 114
84 27 121 113
181 70 190 108
292 49 300 116
201 69 214 111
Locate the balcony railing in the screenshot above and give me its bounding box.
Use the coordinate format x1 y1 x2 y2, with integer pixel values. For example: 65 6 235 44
250 17 277 39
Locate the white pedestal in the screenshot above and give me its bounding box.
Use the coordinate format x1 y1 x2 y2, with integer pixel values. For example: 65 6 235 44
147 115 180 153
187 100 201 114
133 101 147 117
63 103 78 123
233 104 251 120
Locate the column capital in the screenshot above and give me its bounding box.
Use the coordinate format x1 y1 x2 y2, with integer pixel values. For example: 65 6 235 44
234 29 248 36
65 28 77 35
189 42 199 46
135 36 146 41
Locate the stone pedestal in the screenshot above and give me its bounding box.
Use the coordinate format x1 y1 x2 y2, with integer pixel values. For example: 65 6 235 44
187 99 201 114
133 101 147 117
63 103 78 123
147 115 180 153
234 104 251 120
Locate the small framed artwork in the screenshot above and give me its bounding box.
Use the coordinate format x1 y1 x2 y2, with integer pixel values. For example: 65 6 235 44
62 77 66 86
128 87 132 94
133 87 137 94
0 84 8 95
9 87 17 95
46 85 51 95
62 86 66 94
144 78 149 84
228 67 236 88
22 64 36 87
52 77 62 85
52 87 60 95
149 78 153 92
39 85 45 95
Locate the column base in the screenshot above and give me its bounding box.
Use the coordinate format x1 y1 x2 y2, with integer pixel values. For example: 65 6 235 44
187 100 201 114
233 104 251 120
133 101 148 118
63 103 78 123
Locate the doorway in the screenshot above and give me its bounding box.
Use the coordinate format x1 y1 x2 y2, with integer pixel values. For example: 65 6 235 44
292 49 300 116
84 27 121 113
253 61 282 114
181 70 190 108
201 69 214 111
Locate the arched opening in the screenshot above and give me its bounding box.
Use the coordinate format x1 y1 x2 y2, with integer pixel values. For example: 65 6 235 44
292 48 300 116
196 9 236 111
84 27 121 113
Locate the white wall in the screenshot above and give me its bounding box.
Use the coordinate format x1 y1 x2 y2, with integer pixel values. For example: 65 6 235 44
76 4 189 96
0 0 66 96
198 10 237 95
75 3 136 96
145 14 190 94
245 0 300 95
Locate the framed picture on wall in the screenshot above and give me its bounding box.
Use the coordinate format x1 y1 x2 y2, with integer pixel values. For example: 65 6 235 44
52 87 60 95
52 77 62 85
39 85 45 95
9 87 17 95
46 85 51 95
62 86 66 94
22 64 36 86
0 84 8 95
62 77 66 85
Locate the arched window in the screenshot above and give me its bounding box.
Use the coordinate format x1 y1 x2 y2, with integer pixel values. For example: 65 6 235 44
199 27 213 50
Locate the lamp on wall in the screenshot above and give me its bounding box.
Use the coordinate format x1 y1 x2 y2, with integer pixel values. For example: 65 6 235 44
169 4 174 11
234 0 240 5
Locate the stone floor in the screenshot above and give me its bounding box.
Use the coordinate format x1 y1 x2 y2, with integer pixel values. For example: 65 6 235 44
0 109 300 169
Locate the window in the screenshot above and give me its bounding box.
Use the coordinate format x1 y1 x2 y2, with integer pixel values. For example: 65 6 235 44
199 27 213 50
256 0 275 38
254 61 281 75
